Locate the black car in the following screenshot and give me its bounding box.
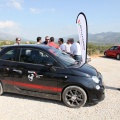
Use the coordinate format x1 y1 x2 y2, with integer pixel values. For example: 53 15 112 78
0 45 105 108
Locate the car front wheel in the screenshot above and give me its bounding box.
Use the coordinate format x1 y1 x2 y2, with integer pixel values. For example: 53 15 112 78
104 52 107 57
0 83 3 95
62 86 87 108
116 54 120 60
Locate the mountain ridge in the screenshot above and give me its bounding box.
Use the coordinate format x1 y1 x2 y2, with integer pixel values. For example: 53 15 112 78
0 32 120 45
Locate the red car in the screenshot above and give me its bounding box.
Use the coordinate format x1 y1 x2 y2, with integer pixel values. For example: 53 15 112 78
104 46 120 60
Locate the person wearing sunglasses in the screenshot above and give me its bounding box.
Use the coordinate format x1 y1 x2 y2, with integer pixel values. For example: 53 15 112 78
42 36 50 45
14 37 21 45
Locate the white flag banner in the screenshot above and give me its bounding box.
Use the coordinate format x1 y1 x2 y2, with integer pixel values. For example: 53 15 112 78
76 12 88 66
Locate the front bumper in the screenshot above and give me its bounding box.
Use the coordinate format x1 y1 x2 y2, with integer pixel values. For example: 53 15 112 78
86 72 105 105
86 88 105 105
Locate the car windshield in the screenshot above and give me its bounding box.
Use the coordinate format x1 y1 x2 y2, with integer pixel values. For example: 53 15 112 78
47 47 77 66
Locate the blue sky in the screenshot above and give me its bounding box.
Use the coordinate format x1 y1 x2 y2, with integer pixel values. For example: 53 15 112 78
0 0 120 41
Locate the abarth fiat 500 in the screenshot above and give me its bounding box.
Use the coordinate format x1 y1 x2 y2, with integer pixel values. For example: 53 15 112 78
0 45 105 108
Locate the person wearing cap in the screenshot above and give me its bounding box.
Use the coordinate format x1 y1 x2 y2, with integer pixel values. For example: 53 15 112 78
14 37 21 45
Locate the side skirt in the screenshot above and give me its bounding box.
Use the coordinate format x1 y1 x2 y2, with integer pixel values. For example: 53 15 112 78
5 86 62 101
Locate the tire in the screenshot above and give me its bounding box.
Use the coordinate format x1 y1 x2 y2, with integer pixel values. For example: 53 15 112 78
0 83 3 95
104 52 107 57
62 86 87 108
116 54 120 60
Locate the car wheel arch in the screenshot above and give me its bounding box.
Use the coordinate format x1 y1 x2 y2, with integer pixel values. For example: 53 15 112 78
61 85 88 108
61 84 88 101
104 52 107 56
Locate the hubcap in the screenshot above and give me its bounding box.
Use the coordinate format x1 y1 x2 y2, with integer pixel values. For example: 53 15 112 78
117 54 120 60
65 89 83 107
71 95 77 101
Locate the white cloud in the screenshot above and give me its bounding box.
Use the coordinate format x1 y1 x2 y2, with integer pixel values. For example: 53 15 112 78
30 8 55 14
0 20 22 35
0 21 17 28
1 0 24 10
30 8 40 14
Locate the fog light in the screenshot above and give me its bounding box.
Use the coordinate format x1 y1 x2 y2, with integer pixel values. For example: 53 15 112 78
96 85 100 90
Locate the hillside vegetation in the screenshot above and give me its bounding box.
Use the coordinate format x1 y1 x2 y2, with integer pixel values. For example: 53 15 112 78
87 43 111 55
0 40 112 56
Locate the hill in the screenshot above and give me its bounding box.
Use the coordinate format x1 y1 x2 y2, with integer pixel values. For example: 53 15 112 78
88 32 120 45
0 32 120 45
0 32 28 42
63 32 120 45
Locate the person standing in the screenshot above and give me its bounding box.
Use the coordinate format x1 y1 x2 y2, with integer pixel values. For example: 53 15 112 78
42 36 50 45
36 37 42 44
14 37 21 45
69 38 82 62
58 38 66 51
48 37 59 49
65 38 71 54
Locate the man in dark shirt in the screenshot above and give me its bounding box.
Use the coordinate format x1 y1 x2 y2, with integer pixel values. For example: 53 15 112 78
42 36 50 45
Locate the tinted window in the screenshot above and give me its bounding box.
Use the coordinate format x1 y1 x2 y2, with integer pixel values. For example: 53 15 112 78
110 46 119 50
114 46 119 50
47 47 76 66
20 48 56 65
0 49 17 61
109 46 114 50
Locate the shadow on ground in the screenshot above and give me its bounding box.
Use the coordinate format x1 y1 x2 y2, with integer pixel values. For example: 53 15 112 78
105 86 120 91
2 92 99 108
99 56 120 61
2 92 64 107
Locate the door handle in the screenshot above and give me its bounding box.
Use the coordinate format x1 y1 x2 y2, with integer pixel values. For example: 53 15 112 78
36 75 43 78
13 69 22 74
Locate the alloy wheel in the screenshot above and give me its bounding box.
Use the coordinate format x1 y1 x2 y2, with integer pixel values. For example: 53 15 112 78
62 86 87 108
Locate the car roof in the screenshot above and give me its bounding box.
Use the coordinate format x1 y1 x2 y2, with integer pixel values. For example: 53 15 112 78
113 45 120 47
0 44 51 50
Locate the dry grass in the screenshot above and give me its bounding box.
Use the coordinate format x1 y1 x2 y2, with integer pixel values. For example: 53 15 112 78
90 54 104 59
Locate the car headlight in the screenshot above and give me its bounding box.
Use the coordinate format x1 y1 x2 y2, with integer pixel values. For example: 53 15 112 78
92 76 100 83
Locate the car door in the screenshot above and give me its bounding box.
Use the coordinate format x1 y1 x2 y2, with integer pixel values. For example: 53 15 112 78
0 47 19 92
107 46 115 57
11 48 61 95
113 46 119 57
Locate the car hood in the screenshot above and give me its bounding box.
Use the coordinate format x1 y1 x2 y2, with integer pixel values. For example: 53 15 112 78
70 64 98 77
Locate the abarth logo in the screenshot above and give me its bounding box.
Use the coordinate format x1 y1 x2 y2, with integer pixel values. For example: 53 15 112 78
28 71 43 81
28 74 34 81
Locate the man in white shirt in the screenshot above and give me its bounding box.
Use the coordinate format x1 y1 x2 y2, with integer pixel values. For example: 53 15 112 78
65 38 71 54
69 38 82 62
58 38 66 51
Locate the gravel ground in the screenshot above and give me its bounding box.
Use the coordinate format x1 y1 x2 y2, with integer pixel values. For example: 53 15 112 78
0 56 120 120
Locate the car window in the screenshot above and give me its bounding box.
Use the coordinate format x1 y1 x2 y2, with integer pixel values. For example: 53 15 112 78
20 48 57 66
0 49 17 61
109 46 114 50
47 47 76 66
110 46 119 50
114 46 119 50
